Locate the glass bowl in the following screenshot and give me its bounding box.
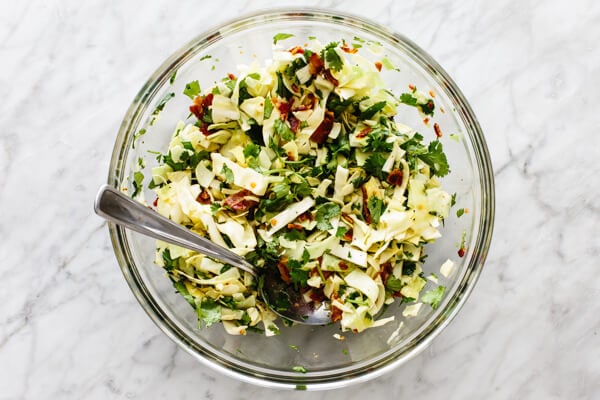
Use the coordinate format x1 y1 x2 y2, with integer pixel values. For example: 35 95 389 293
106 8 494 390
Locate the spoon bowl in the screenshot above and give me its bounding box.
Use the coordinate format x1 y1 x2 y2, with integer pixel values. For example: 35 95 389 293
94 184 331 325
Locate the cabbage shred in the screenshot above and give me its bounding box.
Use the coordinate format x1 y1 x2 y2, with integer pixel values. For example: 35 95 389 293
149 38 451 335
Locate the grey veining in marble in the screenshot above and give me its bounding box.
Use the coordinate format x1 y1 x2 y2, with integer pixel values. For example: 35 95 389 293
1 0 599 399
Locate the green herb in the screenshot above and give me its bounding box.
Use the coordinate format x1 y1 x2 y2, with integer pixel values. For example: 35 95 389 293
237 77 253 105
169 70 177 84
273 33 294 45
363 153 388 181
421 285 446 309
210 202 220 215
133 128 146 148
367 196 386 225
363 128 392 153
400 296 416 304
263 96 274 119
315 203 341 230
292 365 307 373
456 208 465 218
450 193 457 207
276 72 292 99
360 101 387 120
419 140 450 177
274 119 295 141
335 226 348 238
288 344 299 351
172 281 195 307
196 298 221 328
221 164 234 184
199 54 212 61
386 276 403 292
342 349 349 355
402 261 416 276
161 248 178 271
243 143 260 159
150 92 175 125
399 92 435 116
283 229 306 241
288 259 309 285
268 325 281 335
132 171 144 198
322 42 343 71
183 80 201 99
295 385 307 391
308 35 316 40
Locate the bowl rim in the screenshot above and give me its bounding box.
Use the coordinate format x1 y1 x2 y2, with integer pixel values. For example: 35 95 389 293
106 6 495 390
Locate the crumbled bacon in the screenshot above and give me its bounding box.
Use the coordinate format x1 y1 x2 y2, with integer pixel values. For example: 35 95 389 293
277 258 292 283
277 98 294 120
323 69 339 86
434 122 442 138
356 126 371 139
387 169 403 186
408 84 416 91
341 44 358 54
223 189 257 212
309 288 327 302
338 261 349 270
296 211 313 222
189 93 214 130
342 228 353 242
374 61 383 71
288 114 300 133
288 45 305 55
195 189 211 204
287 223 304 230
361 185 372 225
308 53 324 75
227 73 236 81
309 110 335 144
379 262 393 285
330 292 343 322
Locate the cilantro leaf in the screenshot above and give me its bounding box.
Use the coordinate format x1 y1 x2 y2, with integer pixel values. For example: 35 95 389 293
419 139 450 177
335 226 348 238
264 96 274 119
172 281 195 307
132 171 144 198
274 119 295 141
360 101 387 120
150 92 175 125
288 259 309 285
196 298 221 328
399 92 435 116
169 70 177 84
421 285 446 309
367 196 386 225
243 143 260 159
292 365 307 373
385 276 403 292
456 208 465 218
363 153 388 181
283 229 306 241
315 203 341 230
322 42 343 72
363 128 392 153
221 164 234 184
273 33 294 45
183 80 201 99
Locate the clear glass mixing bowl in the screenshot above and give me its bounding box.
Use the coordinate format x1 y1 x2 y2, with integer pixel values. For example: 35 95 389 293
106 8 494 390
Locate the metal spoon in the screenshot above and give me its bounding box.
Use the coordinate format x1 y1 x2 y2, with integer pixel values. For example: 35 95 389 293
94 184 331 325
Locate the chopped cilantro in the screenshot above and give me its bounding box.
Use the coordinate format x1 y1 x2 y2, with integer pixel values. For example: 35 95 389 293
169 70 177 84
243 143 260 159
183 80 201 99
199 54 212 61
149 92 175 125
360 101 387 120
367 196 386 225
322 42 343 72
363 128 392 153
456 208 465 218
132 128 146 149
196 298 221 328
399 92 435 116
315 203 341 230
419 140 450 177
132 171 144 198
263 96 274 119
421 285 446 309
335 226 348 238
221 164 234 184
386 276 403 292
363 153 388 181
172 281 195 307
273 33 294 45
274 119 295 141
292 365 307 373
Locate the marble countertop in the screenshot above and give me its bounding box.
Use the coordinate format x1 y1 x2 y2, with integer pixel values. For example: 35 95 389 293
1 0 598 398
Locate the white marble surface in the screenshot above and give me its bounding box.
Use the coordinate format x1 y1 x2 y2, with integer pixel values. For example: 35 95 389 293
1 0 598 398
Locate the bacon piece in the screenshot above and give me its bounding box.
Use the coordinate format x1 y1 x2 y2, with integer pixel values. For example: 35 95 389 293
374 61 383 71
433 122 442 138
223 189 258 212
288 45 305 55
308 53 324 75
356 126 371 139
342 228 353 242
330 292 343 323
361 185 372 225
227 73 236 81
309 110 335 144
189 93 214 125
341 44 358 54
287 223 304 230
277 258 292 283
338 261 349 270
387 169 403 186
309 287 327 302
288 114 300 133
196 189 211 204
296 211 313 222
323 69 339 86
277 98 294 120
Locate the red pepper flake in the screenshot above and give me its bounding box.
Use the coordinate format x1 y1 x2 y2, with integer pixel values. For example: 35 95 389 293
227 73 236 81
223 189 258 212
288 45 305 55
341 44 358 54
153 197 159 207
195 189 211 204
308 53 324 75
433 123 442 138
356 126 372 139
323 69 339 86
440 107 446 114
423 117 430 125
374 61 383 71
408 84 416 91
309 110 335 144
386 169 403 186
458 247 466 258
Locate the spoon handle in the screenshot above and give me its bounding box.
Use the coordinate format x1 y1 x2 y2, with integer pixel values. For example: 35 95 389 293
94 184 257 276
